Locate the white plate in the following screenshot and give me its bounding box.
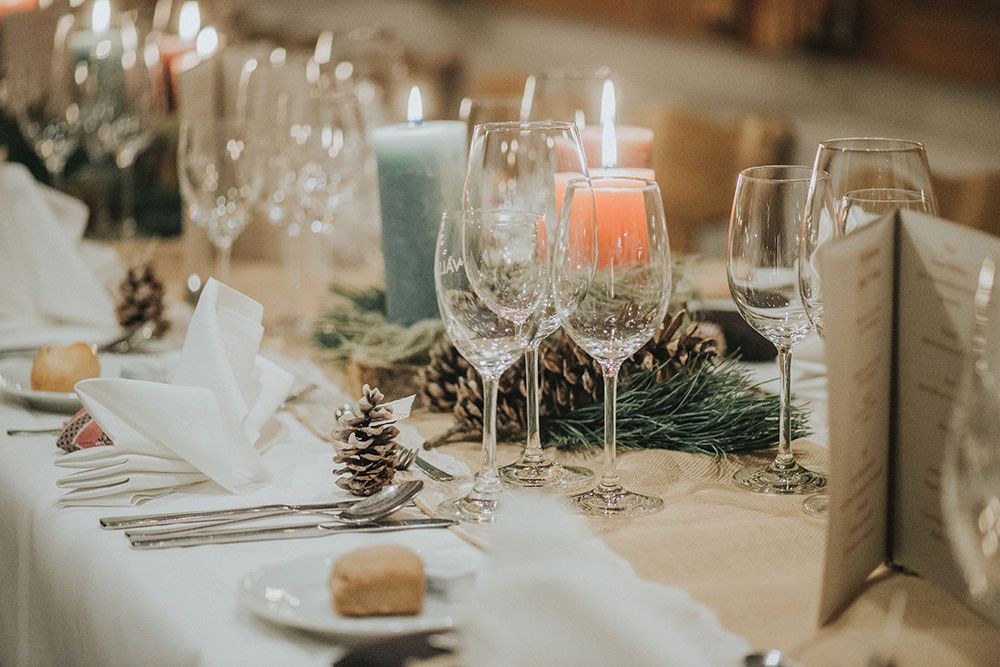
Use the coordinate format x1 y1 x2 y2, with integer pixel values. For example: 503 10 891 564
0 356 123 413
239 546 479 639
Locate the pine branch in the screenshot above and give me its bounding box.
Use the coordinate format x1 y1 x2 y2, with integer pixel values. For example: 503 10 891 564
313 285 442 364
541 357 811 454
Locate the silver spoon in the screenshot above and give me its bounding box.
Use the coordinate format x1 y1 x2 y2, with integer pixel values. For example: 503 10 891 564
125 480 424 539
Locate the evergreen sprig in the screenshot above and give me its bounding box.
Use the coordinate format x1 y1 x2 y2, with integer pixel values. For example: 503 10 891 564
541 357 810 454
313 285 442 365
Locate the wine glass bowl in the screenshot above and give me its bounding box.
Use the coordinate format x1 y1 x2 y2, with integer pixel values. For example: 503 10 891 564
520 66 612 127
555 177 671 517
434 210 544 523
728 165 826 495
177 118 260 281
800 138 938 515
465 120 594 490
942 256 1000 621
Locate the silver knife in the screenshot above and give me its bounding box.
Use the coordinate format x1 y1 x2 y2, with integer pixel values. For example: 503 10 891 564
100 499 361 530
414 456 455 482
129 518 456 549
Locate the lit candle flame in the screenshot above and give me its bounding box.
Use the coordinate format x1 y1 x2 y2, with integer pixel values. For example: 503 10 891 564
314 30 333 65
195 26 218 59
92 0 111 34
178 1 200 42
600 79 617 169
407 86 423 125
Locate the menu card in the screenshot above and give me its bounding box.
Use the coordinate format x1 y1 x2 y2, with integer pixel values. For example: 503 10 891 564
819 210 1000 622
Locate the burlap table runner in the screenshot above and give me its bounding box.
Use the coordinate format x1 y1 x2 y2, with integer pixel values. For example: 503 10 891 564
410 407 999 667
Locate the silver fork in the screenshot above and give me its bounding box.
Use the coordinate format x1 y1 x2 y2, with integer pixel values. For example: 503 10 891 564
396 446 455 482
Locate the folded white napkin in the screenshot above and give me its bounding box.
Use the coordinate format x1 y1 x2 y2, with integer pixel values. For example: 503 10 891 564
0 163 119 350
56 279 293 506
459 494 749 667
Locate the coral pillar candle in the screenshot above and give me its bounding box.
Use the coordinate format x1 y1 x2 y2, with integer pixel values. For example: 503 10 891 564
373 87 467 324
592 178 651 267
157 0 200 109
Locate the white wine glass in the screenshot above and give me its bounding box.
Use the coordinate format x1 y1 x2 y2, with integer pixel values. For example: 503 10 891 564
177 117 261 282
434 210 546 523
465 120 594 490
942 256 1000 623
520 66 612 127
729 165 826 495
801 138 938 515
555 177 671 517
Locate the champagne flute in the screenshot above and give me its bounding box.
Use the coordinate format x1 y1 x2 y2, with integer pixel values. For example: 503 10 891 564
465 120 594 489
942 256 1000 623
555 177 671 517
801 138 938 514
177 117 260 282
434 210 546 523
728 165 826 495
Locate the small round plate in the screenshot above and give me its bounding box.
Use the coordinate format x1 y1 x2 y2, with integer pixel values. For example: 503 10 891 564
238 547 479 639
0 356 123 414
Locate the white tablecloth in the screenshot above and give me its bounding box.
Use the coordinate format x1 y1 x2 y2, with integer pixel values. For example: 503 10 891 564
0 372 479 667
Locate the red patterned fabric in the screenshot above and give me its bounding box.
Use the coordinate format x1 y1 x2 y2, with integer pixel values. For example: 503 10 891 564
56 409 113 453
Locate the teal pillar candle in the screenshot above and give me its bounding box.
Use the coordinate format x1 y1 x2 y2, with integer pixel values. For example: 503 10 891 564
372 115 466 325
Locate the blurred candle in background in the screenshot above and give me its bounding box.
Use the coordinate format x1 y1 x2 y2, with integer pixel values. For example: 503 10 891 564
580 80 654 170
372 86 466 324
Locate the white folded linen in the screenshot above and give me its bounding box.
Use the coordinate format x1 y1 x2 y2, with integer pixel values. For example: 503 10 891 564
0 163 119 349
459 494 749 667
56 279 293 505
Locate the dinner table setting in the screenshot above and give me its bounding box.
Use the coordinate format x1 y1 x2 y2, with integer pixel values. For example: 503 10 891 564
1 3 999 666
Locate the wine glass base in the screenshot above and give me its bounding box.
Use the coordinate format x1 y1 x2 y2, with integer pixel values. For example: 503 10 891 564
571 485 664 518
733 462 827 495
498 458 594 490
437 495 499 524
803 493 829 517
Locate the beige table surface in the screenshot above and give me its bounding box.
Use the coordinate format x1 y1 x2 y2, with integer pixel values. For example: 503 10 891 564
140 237 999 667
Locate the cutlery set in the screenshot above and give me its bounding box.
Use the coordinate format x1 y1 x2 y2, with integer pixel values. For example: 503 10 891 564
100 480 456 549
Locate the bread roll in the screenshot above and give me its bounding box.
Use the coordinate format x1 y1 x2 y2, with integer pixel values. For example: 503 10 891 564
31 342 101 392
330 545 424 617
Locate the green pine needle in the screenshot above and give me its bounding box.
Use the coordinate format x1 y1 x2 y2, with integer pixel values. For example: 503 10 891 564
541 357 811 454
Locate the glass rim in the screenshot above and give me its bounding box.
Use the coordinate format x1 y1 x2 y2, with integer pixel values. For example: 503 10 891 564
738 165 816 183
841 187 928 203
818 137 928 153
530 66 613 81
565 175 659 192
473 120 578 132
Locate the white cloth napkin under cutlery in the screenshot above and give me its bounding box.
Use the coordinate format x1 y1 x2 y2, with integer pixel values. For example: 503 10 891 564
55 279 293 506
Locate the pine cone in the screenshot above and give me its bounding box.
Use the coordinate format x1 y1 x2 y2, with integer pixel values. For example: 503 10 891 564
332 384 400 496
116 264 169 337
418 338 471 412
452 310 721 439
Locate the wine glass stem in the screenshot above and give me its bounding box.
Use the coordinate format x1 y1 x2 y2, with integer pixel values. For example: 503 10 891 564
600 363 621 490
216 240 233 283
472 374 502 496
775 345 794 468
522 343 544 464
119 161 137 238
282 227 305 322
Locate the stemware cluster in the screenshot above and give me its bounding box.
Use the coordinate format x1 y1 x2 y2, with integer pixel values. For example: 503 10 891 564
435 119 673 522
5 1 167 237
727 138 937 500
